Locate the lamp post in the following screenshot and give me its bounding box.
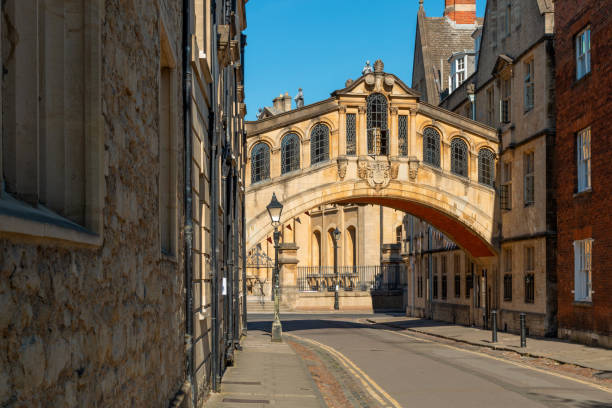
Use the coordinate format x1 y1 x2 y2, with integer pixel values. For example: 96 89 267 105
333 227 341 310
267 193 283 342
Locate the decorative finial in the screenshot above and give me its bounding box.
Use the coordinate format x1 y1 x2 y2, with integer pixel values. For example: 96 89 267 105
294 88 304 108
374 59 384 73
419 0 423 5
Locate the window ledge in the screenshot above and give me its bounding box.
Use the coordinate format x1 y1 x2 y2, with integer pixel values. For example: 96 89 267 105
573 300 593 307
0 193 101 247
572 72 591 88
573 188 592 198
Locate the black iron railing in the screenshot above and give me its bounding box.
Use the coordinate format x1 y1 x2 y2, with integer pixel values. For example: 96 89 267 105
297 265 405 292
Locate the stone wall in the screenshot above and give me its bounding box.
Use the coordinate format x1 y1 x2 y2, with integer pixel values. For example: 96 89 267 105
0 1 186 406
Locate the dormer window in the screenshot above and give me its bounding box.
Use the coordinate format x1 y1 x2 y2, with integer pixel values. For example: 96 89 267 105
449 55 467 93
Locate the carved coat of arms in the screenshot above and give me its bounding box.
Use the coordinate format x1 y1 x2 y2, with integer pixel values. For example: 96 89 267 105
357 160 398 190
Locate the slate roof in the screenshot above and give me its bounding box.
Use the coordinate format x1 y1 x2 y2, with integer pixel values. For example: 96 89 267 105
415 5 482 105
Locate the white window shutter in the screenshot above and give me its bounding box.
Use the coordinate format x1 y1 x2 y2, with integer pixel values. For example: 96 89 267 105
573 241 581 301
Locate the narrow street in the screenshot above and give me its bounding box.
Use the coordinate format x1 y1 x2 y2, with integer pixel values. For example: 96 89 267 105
248 314 612 408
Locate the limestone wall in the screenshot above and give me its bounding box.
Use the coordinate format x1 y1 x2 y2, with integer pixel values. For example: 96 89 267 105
0 1 186 406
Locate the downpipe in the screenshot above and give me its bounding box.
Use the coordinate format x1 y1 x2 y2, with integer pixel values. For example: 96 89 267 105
181 0 196 405
210 0 220 393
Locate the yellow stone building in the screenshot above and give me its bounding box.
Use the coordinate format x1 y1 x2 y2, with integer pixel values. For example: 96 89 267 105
245 60 500 314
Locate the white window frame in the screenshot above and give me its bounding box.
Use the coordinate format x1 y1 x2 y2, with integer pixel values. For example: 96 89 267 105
573 239 593 301
577 127 591 192
576 27 591 80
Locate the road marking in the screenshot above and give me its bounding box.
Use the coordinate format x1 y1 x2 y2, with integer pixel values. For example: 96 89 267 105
374 325 612 394
286 333 402 408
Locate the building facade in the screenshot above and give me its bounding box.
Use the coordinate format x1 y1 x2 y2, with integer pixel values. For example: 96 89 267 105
419 0 557 337
244 61 499 313
1 0 247 406
412 0 482 103
555 0 611 348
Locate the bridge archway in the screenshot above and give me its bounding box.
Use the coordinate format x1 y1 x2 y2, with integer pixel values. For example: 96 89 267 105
247 174 496 259
246 62 499 260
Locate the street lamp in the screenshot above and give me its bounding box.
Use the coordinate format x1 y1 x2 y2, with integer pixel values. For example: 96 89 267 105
267 193 283 342
333 227 341 310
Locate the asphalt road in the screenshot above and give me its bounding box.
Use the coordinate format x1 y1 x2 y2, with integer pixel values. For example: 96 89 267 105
248 314 612 408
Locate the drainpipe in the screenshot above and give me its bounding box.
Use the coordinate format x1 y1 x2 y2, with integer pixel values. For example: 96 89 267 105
410 217 415 317
428 227 433 319
181 0 195 405
210 0 220 392
241 179 248 336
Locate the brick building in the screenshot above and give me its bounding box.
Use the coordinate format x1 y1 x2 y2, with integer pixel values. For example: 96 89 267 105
555 0 612 348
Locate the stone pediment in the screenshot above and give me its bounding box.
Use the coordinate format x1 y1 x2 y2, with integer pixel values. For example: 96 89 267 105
491 54 514 76
331 62 421 99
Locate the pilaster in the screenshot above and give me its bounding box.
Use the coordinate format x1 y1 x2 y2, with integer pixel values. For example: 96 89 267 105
358 105 367 156
278 243 299 311
389 106 399 157
338 105 347 156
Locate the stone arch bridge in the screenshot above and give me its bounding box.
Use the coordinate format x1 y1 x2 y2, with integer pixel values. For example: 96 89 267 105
246 63 499 261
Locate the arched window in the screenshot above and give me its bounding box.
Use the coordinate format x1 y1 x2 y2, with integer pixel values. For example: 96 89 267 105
451 138 468 177
478 148 496 186
367 93 388 155
310 124 329 165
250 143 270 183
312 231 321 267
346 226 356 268
423 127 441 167
281 133 300 174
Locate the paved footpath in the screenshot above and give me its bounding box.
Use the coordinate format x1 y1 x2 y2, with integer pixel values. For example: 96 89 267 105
367 316 612 372
204 329 325 408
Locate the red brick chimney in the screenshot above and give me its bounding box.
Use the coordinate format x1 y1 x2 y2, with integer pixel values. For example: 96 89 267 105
444 0 476 25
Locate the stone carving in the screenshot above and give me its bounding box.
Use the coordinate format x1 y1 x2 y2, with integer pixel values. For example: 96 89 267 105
358 106 367 114
338 105 347 114
337 156 348 180
389 106 399 115
357 159 399 191
362 60 373 75
384 75 395 88
390 161 399 179
365 73 375 87
374 59 384 73
345 78 354 87
408 158 420 181
294 88 304 108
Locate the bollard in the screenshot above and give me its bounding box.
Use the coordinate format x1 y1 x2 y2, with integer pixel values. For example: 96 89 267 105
520 312 526 348
491 310 498 343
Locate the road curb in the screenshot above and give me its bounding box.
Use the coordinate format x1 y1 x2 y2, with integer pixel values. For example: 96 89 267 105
366 319 597 371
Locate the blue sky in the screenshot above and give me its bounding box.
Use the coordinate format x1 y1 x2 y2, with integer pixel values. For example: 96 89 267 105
244 1 486 121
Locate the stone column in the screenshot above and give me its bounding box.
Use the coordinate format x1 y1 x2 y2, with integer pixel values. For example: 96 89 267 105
408 108 418 158
357 105 367 156
340 206 345 267
389 106 399 157
338 105 347 156
278 243 299 311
